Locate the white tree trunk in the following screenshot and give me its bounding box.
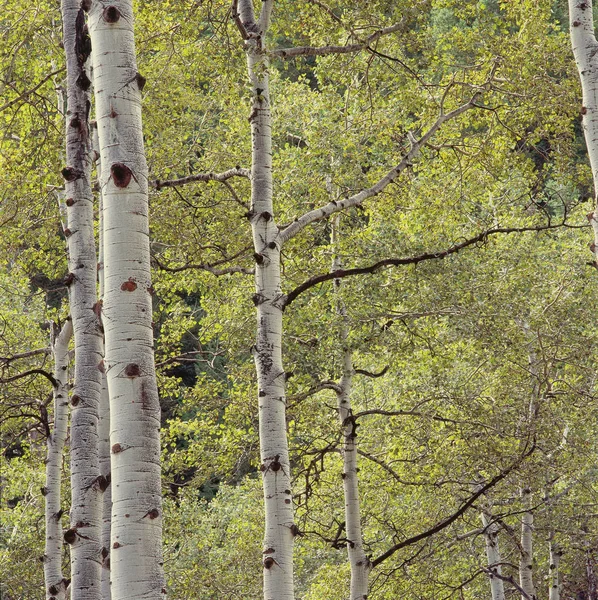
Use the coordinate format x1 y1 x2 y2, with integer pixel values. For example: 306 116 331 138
548 537 561 600
569 0 598 253
480 509 505 600
61 2 104 597
331 218 369 600
44 319 73 600
92 120 112 600
519 488 536 600
89 2 164 598
236 2 295 598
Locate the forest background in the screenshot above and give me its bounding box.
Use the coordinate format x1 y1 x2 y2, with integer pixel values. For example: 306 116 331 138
2 0 598 598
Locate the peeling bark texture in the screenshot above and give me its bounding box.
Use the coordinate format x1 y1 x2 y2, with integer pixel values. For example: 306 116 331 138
93 120 112 600
62 1 104 597
569 0 598 259
548 537 561 600
519 488 536 600
44 320 73 600
89 1 164 598
331 217 370 600
480 507 505 600
236 1 294 598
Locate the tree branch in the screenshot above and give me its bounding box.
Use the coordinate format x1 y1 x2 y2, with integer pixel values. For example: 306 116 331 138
279 96 480 244
481 568 533 600
0 369 58 388
370 442 535 567
152 167 250 190
354 365 389 378
271 23 404 59
0 68 65 113
0 347 51 365
283 221 587 307
151 245 254 275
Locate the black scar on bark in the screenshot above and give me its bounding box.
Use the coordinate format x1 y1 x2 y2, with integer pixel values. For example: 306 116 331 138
75 9 91 69
110 163 133 187
61 166 83 181
64 528 77 545
124 363 141 378
103 6 121 22
76 72 91 90
135 72 147 91
263 557 275 569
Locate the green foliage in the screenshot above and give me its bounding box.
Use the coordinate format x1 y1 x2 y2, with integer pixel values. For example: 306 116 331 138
2 0 598 598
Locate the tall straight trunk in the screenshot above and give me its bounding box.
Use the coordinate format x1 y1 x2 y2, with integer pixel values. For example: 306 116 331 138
331 218 369 600
548 537 561 600
569 0 598 255
92 120 112 600
61 2 104 597
480 508 505 600
44 319 73 600
88 2 164 598
519 488 536 600
236 2 295 598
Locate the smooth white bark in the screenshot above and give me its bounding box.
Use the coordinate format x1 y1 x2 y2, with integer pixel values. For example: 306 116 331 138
569 0 598 249
61 2 104 597
331 218 369 600
89 2 164 598
548 537 561 600
519 488 536 600
44 320 73 600
480 509 505 600
236 1 295 597
92 120 112 600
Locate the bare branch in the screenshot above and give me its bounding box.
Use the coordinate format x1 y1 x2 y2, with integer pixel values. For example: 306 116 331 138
0 369 58 388
152 167 250 190
0 68 65 113
0 347 51 365
279 97 480 244
283 221 588 307
271 23 404 59
151 245 254 276
370 441 535 567
481 568 533 600
354 365 389 378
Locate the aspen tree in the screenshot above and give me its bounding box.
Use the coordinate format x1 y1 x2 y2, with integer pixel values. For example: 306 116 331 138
43 320 72 600
519 488 536 600
569 0 598 252
233 2 295 597
331 217 369 600
480 507 505 600
88 1 165 597
92 120 112 600
60 1 104 597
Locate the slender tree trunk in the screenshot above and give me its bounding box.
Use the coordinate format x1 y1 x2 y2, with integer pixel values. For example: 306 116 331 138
60 2 104 597
235 1 295 597
88 1 165 598
549 536 561 600
480 508 505 600
569 0 598 255
92 120 112 600
44 319 73 600
331 217 369 600
519 488 536 600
